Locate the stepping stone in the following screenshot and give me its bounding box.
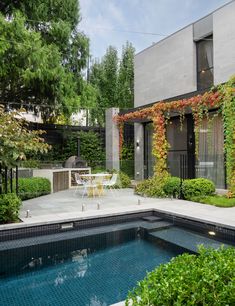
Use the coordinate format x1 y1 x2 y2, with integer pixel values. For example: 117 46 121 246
141 221 172 231
142 216 163 222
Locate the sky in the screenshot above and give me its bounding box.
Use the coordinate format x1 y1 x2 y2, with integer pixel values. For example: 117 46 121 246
78 0 231 60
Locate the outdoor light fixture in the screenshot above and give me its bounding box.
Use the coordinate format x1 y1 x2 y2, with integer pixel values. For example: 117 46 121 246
208 231 216 236
136 140 140 148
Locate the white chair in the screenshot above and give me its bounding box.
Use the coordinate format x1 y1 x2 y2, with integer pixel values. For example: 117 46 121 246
102 173 118 195
74 173 97 198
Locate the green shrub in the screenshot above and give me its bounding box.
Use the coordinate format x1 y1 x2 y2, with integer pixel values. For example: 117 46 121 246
118 171 131 188
135 176 166 197
163 176 181 197
126 247 235 306
0 193 22 223
16 177 51 200
20 159 40 168
182 178 215 200
109 170 131 188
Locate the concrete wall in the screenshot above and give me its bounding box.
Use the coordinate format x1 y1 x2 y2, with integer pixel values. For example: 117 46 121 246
105 108 120 171
213 1 235 85
134 123 144 180
193 14 213 40
134 25 197 107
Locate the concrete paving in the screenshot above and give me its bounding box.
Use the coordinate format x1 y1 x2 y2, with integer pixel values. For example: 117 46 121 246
1 188 234 230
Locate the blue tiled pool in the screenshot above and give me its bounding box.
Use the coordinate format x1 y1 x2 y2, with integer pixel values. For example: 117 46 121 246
0 228 181 306
0 220 231 306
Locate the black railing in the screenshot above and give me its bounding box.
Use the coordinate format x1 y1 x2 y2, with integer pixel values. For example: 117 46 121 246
179 154 188 199
0 164 18 195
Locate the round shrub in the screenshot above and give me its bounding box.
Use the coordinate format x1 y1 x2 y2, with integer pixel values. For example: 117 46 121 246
182 178 215 200
135 176 166 198
163 176 181 197
126 247 235 306
0 193 22 223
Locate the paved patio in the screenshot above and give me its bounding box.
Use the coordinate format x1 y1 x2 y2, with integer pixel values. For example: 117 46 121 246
0 188 233 230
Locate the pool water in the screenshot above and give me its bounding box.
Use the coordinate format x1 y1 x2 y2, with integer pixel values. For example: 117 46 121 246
0 231 181 306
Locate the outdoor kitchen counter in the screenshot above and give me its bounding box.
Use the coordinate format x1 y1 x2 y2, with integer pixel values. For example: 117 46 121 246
33 168 91 193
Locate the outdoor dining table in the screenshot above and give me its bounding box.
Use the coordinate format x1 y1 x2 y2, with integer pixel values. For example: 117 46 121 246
80 173 112 196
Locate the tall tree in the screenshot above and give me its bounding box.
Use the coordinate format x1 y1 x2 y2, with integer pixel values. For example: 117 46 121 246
117 42 135 109
102 46 119 108
89 43 135 125
0 0 89 122
89 46 119 125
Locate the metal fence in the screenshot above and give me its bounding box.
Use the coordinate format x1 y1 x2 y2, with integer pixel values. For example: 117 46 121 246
0 164 18 195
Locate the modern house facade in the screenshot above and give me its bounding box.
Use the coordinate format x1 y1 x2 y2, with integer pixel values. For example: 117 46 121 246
133 1 235 188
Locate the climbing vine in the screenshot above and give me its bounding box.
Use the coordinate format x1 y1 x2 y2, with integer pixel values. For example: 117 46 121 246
219 76 235 196
114 77 235 196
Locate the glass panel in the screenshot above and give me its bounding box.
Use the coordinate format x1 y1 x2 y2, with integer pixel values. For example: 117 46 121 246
197 37 213 71
196 113 225 188
197 36 213 90
197 68 214 90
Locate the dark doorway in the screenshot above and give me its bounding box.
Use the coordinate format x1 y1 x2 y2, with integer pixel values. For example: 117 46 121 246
143 116 195 179
166 115 195 179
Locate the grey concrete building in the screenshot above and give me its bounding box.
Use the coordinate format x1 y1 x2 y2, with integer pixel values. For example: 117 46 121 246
132 1 235 188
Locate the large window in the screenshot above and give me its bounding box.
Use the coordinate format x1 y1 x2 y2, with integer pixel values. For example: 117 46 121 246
197 35 213 90
196 113 225 188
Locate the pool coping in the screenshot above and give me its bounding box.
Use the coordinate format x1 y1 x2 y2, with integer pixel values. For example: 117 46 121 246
0 206 235 243
1 206 235 231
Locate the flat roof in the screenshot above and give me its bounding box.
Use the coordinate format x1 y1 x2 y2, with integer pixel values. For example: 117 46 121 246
135 0 234 57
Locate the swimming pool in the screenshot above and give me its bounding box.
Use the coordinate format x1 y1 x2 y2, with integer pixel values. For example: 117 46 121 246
0 217 233 306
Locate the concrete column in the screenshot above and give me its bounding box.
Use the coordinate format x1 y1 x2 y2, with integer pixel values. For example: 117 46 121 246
134 123 144 180
105 108 120 171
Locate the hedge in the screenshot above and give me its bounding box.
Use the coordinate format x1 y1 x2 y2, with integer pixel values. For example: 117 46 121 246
16 177 51 200
126 247 235 306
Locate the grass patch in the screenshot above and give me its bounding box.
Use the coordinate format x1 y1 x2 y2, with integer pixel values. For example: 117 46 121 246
192 195 235 207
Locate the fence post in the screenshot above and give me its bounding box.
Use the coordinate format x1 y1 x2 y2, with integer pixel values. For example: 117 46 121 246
0 163 2 194
16 165 19 195
4 166 8 194
179 154 188 199
10 168 13 193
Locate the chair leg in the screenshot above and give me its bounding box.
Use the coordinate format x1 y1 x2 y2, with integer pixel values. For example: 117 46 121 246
82 185 87 198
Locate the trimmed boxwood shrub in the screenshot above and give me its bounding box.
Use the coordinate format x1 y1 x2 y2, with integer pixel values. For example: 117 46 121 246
182 178 215 200
126 247 235 306
17 177 51 200
163 176 181 197
0 193 22 223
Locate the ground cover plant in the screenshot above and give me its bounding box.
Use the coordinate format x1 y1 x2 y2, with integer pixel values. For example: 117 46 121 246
126 247 235 306
192 195 235 207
